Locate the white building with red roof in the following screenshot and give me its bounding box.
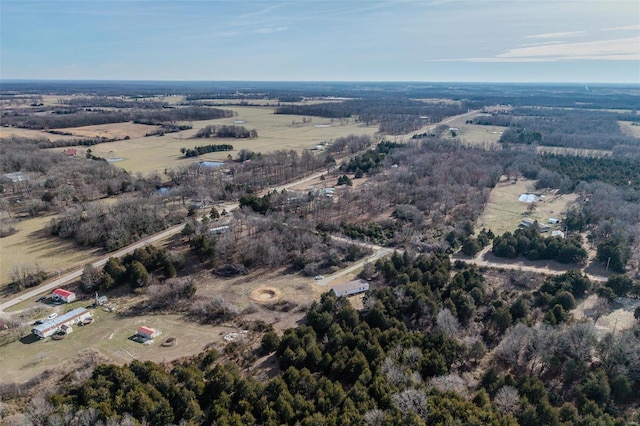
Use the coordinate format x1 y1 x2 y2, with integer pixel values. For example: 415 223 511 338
52 288 76 303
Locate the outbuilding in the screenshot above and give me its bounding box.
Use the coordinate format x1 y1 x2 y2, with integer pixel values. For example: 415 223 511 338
137 326 159 340
52 288 76 304
331 279 370 297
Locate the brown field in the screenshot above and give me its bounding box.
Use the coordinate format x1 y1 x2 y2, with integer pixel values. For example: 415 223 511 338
476 178 577 236
0 127 83 143
52 122 160 140
443 115 505 147
0 214 101 288
0 267 329 383
70 106 379 174
619 120 640 138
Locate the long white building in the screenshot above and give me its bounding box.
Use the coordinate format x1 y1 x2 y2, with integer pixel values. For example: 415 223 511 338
32 307 92 339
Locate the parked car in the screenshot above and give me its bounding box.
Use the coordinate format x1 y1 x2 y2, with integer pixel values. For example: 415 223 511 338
36 296 46 303
33 319 43 325
314 275 324 280
47 313 58 320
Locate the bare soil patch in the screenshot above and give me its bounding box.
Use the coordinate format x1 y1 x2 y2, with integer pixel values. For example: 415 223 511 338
250 287 282 303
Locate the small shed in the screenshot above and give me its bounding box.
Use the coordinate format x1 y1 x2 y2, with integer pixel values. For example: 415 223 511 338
52 288 76 304
331 280 369 297
137 326 159 339
552 230 565 239
548 218 560 224
520 218 536 229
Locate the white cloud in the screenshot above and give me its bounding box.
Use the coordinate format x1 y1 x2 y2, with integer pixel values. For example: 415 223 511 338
603 24 640 32
526 31 586 39
445 36 640 62
254 26 288 34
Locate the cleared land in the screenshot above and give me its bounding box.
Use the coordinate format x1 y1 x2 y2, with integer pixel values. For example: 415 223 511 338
0 214 101 287
619 120 640 138
440 114 504 147
0 267 327 383
52 122 160 140
476 178 577 236
68 106 379 174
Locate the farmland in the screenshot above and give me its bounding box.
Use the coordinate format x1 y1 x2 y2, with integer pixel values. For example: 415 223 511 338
63 106 379 174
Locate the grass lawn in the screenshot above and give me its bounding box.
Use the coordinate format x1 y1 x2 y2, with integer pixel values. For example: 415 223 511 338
476 178 577 236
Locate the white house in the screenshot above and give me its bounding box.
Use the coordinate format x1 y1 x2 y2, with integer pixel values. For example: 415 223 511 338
52 288 76 304
331 279 369 297
137 326 160 339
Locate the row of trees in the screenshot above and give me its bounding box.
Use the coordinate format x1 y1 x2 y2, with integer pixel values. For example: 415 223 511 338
194 125 257 139
180 144 233 158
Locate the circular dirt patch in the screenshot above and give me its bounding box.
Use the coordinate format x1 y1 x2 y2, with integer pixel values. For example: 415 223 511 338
250 286 282 303
161 337 177 347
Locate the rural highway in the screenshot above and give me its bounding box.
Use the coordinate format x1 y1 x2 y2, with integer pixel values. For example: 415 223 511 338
0 110 479 313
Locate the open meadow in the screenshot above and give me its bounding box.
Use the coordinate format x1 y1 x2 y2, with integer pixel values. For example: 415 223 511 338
619 120 640 138
476 178 577 236
441 114 504 147
62 106 379 174
0 214 101 288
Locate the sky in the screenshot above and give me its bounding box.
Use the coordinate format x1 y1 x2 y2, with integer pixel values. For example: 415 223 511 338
1 0 639 83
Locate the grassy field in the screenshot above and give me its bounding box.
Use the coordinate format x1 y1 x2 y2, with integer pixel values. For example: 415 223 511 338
442 115 504 147
0 214 101 288
0 127 83 143
476 178 577 235
619 120 640 138
64 106 379 174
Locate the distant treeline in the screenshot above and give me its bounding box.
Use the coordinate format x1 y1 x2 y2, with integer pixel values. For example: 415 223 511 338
2 106 233 130
181 144 234 158
474 108 639 150
65 96 167 109
194 125 257 139
275 99 469 135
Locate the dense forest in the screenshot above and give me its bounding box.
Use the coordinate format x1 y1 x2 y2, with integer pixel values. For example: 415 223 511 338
4 254 639 425
482 108 640 151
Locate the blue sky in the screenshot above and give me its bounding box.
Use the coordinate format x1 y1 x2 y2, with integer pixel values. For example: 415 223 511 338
1 0 638 82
